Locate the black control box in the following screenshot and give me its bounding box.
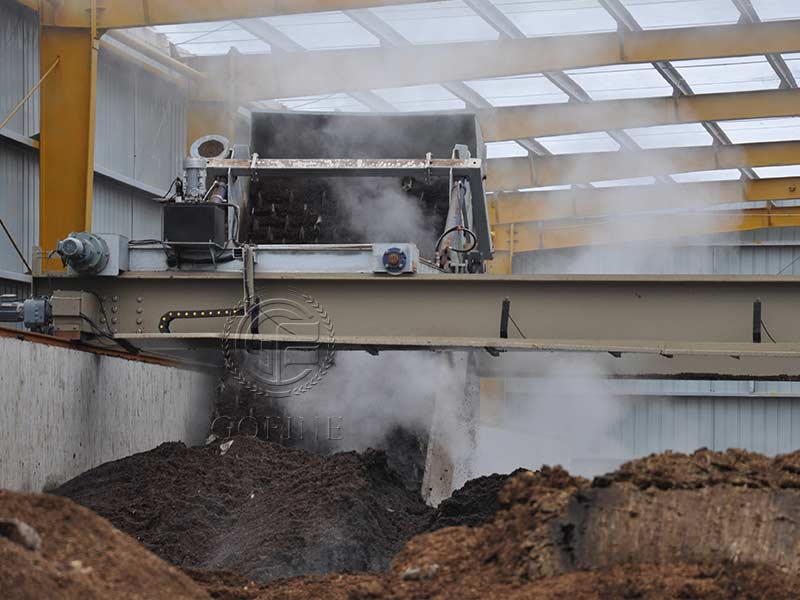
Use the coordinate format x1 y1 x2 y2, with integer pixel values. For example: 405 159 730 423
163 203 227 246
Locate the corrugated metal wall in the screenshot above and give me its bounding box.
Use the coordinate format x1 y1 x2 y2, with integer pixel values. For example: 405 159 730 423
0 137 37 274
614 395 800 458
514 227 800 276
95 48 187 193
0 0 38 137
0 0 186 269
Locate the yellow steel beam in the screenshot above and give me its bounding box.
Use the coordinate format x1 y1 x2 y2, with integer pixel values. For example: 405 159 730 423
14 0 38 11
492 206 800 254
188 20 800 101
486 141 800 191
39 24 98 256
479 89 800 142
489 177 800 224
38 0 436 28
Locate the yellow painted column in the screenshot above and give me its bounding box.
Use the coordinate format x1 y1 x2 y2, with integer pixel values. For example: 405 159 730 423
39 24 98 256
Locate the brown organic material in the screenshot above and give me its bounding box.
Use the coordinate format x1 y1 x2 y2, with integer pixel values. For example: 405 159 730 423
0 491 207 600
54 438 433 583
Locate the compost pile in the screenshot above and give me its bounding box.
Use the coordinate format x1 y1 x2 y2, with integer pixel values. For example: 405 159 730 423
192 448 800 600
54 437 433 583
14 446 800 599
0 490 207 600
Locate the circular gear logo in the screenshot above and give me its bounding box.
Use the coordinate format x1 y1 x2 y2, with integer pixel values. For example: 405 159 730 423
222 287 335 398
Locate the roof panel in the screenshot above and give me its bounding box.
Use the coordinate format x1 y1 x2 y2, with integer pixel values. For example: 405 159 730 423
493 0 617 37
624 123 714 149
591 176 658 187
623 0 740 29
718 117 800 144
373 84 465 111
671 169 742 183
465 74 569 107
753 165 800 178
536 131 621 154
486 141 529 158
750 0 800 21
278 93 370 112
671 55 781 94
370 1 499 44
565 63 673 100
264 12 380 50
780 53 800 82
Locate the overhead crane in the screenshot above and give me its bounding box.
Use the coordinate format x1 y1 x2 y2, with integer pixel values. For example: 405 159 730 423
4 0 800 386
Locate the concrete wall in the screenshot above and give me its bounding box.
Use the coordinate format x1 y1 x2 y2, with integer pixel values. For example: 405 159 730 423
0 335 217 492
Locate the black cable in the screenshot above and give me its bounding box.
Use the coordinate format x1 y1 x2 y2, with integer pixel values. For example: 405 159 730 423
160 178 180 201
760 320 778 344
84 290 113 335
80 313 140 355
507 313 527 339
435 226 478 256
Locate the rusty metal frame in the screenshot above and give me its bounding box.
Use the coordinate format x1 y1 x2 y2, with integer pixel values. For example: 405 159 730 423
206 157 494 259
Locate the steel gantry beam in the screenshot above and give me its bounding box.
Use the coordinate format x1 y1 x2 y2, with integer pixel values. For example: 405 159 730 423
478 89 800 142
492 206 800 253
486 141 800 191
35 0 438 28
489 177 800 224
190 20 800 101
36 272 800 379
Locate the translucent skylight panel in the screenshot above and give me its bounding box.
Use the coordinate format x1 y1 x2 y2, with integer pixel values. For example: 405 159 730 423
622 0 740 29
565 63 673 100
625 123 713 149
264 12 380 51
493 0 617 37
671 56 780 94
591 176 658 188
156 22 271 55
370 1 499 44
536 131 620 154
279 93 370 113
519 185 573 192
781 53 800 83
718 117 800 144
155 23 230 36
486 141 529 159
671 169 742 183
465 75 568 107
373 84 465 111
753 165 800 178
181 39 270 55
750 0 800 21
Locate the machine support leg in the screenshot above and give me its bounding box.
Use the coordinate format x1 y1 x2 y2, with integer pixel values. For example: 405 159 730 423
40 24 99 259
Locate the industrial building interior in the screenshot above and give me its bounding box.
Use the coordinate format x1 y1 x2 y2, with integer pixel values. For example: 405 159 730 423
4 1 800 598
